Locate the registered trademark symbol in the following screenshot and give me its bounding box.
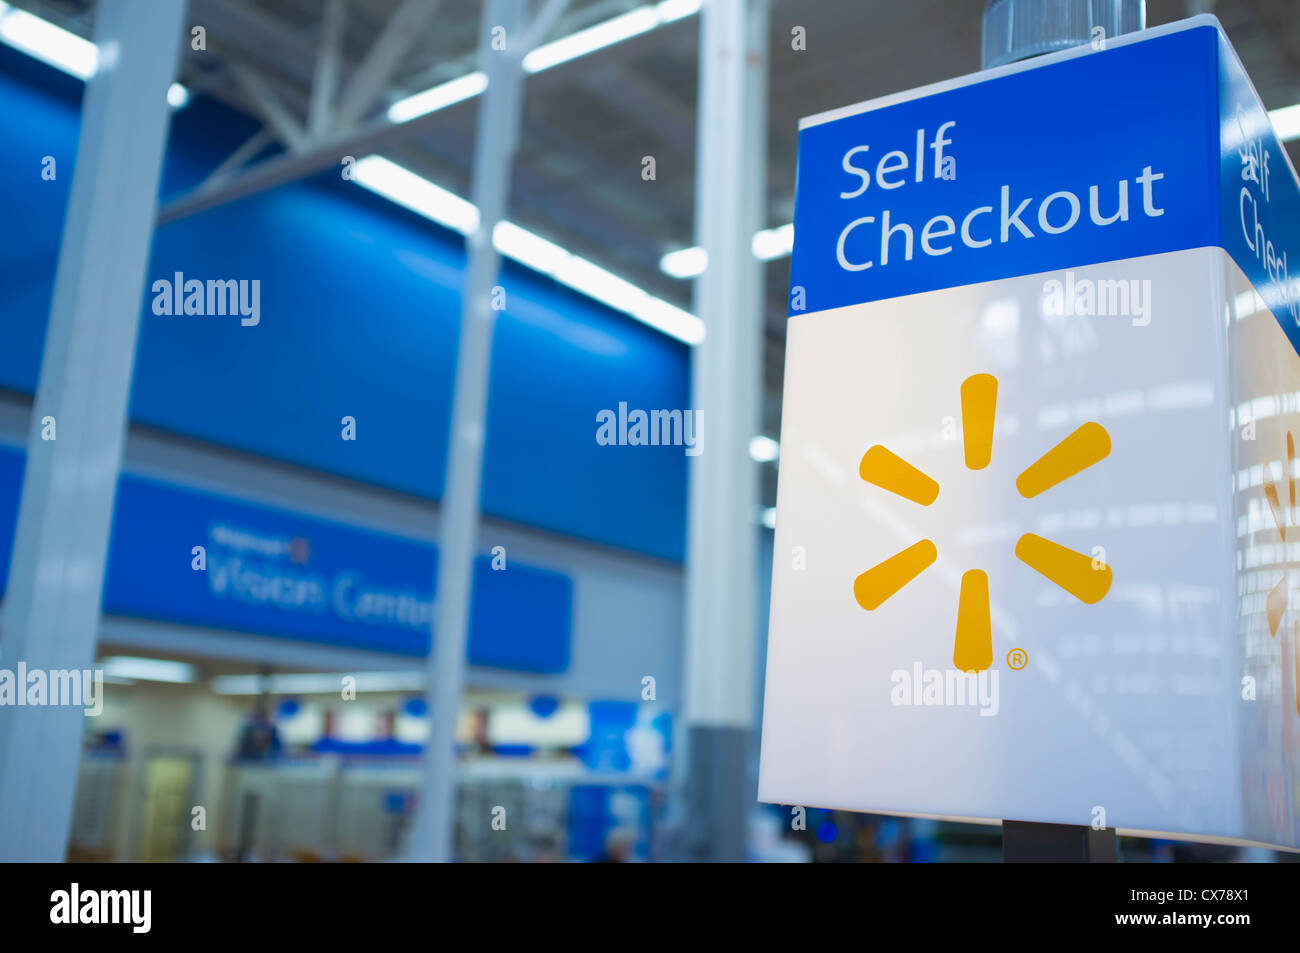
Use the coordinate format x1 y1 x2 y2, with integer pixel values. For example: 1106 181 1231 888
1007 648 1028 670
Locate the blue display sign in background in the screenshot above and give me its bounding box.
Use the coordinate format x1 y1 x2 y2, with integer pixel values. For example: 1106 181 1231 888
0 447 21 599
0 45 688 564
0 444 571 672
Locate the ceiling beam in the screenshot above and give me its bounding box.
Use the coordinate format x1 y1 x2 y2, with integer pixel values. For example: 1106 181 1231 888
158 108 425 224
230 61 307 151
195 127 275 194
157 1 696 225
521 0 573 50
308 0 349 137
332 0 443 128
392 0 650 97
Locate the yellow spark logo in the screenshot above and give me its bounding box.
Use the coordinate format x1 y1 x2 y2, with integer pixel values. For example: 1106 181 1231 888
853 373 1112 672
1261 432 1300 717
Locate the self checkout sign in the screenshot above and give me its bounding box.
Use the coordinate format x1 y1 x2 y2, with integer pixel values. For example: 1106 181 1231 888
795 103 1186 318
1233 103 1300 329
830 117 1168 278
1237 104 1273 205
760 17 1300 850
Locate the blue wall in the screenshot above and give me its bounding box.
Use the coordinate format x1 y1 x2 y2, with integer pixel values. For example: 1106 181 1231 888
0 47 689 562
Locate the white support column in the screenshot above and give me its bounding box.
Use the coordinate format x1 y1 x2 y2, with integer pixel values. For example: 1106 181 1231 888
683 0 769 862
406 0 527 864
0 0 186 862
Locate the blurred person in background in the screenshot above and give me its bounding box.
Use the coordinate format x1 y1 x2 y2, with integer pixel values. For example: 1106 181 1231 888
596 828 634 863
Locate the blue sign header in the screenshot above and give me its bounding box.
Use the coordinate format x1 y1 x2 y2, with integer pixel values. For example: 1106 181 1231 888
789 24 1225 316
1215 28 1300 355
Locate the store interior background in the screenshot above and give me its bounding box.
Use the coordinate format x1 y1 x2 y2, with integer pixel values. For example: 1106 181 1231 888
4 0 1300 862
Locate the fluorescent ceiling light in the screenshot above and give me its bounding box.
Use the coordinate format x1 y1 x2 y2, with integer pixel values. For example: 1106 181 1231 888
749 434 780 463
3 0 701 125
0 1 97 79
753 223 794 261
556 253 703 344
0 3 703 345
1269 103 1300 143
493 219 571 274
632 295 704 345
354 155 704 345
660 246 707 279
660 223 797 278
0 4 192 111
100 656 195 684
390 0 701 120
656 0 705 22
388 70 488 123
211 671 425 695
524 6 659 73
353 155 481 234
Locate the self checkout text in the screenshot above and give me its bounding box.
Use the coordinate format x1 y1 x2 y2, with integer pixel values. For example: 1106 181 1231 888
830 121 1167 273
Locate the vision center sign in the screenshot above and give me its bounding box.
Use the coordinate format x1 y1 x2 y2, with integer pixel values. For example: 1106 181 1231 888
0 447 571 672
204 517 434 636
105 473 571 671
218 560 434 630
760 17 1300 849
